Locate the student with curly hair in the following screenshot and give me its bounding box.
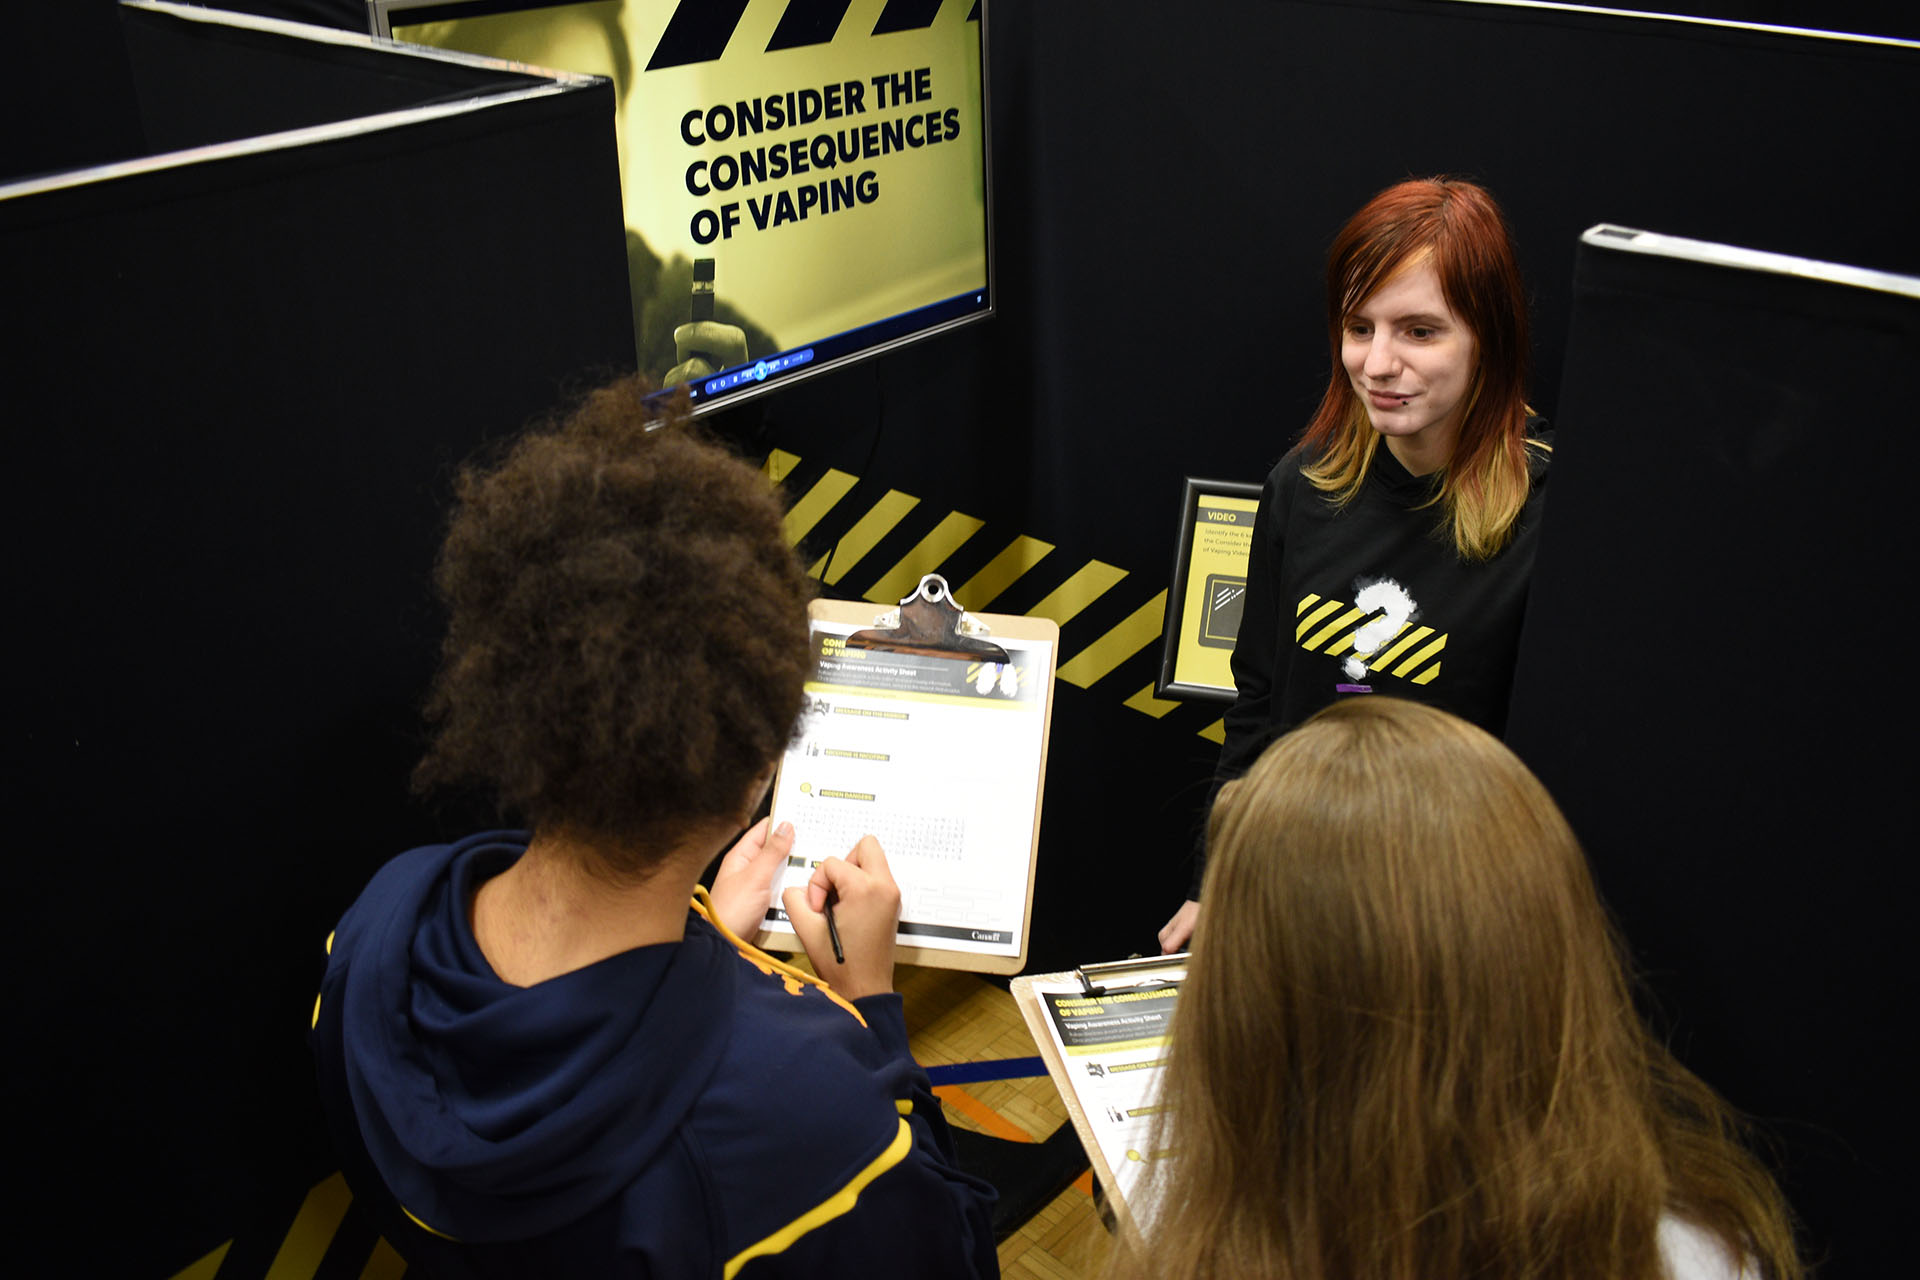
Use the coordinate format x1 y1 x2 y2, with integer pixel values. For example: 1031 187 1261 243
1117 698 1800 1280
310 376 997 1278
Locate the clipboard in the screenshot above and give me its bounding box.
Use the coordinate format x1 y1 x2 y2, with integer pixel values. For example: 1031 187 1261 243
757 574 1058 974
1011 954 1188 1235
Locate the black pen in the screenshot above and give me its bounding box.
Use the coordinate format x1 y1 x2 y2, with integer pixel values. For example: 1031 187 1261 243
824 888 845 964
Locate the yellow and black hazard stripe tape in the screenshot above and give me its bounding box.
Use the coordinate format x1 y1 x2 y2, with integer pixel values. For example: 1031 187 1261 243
165 1172 407 1280
647 0 977 71
766 448 1231 743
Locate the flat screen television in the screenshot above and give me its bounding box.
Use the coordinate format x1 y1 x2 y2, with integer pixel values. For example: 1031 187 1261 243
368 0 994 414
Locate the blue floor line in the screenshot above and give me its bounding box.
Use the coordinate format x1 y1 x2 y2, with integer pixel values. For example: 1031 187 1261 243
927 1056 1048 1086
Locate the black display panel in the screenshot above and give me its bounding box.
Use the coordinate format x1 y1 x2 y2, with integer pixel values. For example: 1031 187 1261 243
1509 226 1920 1280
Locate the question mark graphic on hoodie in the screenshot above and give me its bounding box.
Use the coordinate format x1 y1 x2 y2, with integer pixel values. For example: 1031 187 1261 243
1344 579 1416 682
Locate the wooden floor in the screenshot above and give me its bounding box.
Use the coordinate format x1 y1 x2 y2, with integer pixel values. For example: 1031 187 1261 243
897 964 1113 1280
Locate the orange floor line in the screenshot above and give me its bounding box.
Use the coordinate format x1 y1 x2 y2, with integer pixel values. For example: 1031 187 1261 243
933 1083 1036 1143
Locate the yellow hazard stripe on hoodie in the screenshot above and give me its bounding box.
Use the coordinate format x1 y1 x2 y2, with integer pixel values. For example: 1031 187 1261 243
722 1116 914 1279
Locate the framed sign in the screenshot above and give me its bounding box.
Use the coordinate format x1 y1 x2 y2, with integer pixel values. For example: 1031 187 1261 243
1155 477 1260 702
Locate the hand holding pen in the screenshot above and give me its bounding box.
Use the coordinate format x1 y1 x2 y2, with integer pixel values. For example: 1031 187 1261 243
781 833 900 1001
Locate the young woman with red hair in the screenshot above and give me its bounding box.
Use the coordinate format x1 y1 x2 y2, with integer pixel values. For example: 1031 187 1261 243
1162 177 1551 952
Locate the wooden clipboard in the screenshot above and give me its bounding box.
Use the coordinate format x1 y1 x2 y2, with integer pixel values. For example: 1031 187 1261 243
1011 955 1188 1237
757 577 1058 974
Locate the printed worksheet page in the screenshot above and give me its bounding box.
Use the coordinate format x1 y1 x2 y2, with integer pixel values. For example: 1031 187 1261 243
1032 974 1180 1208
766 619 1051 960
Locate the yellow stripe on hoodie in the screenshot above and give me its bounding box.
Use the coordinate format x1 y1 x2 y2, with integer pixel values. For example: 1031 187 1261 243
721 1118 914 1279
690 887 866 1028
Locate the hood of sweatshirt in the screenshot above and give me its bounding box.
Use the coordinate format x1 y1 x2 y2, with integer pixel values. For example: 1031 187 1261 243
1364 414 1552 508
325 832 734 1242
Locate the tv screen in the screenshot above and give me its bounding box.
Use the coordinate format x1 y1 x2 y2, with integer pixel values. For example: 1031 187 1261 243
369 0 993 413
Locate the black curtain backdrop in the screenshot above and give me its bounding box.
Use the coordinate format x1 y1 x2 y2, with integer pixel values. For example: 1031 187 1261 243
5 0 1916 1274
3 13 633 1275
1508 239 1917 1279
727 0 1920 962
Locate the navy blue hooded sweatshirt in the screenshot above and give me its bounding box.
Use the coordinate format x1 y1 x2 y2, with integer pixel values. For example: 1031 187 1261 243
311 832 998 1278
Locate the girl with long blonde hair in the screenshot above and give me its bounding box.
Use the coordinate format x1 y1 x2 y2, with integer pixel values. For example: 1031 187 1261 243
1122 698 1799 1280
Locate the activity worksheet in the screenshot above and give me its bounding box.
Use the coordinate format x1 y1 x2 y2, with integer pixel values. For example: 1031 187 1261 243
1029 973 1181 1210
763 616 1053 965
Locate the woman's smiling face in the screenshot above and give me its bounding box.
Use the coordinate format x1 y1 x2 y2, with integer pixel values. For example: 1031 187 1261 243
1341 258 1478 475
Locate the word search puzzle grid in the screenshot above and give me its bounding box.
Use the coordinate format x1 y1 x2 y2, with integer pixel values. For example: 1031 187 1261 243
768 621 1050 955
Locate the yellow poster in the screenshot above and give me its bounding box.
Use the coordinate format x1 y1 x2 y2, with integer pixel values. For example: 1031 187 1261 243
1171 493 1258 694
392 0 988 386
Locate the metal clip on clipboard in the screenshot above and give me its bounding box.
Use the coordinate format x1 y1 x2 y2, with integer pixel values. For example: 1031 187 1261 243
847 573 1010 663
1074 952 1190 997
